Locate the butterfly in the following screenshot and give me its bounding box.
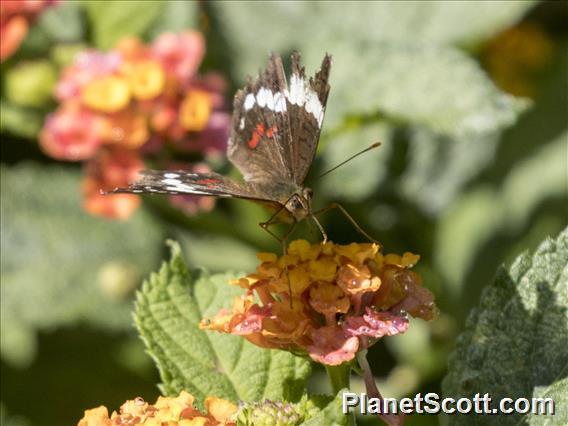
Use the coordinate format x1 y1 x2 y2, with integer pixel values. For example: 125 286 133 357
112 52 375 244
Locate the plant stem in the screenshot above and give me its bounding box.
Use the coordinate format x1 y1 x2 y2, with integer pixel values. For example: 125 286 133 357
356 350 406 426
325 362 352 394
325 362 355 426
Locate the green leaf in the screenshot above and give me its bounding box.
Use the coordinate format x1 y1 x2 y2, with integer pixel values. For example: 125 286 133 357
39 2 84 42
442 227 568 425
134 241 311 408
319 122 392 202
0 164 164 366
435 188 502 299
214 2 535 79
435 130 568 296
321 41 528 133
529 378 568 425
148 1 199 38
175 229 259 273
500 130 568 230
215 2 530 140
399 127 500 215
0 101 44 139
83 0 164 49
301 391 349 426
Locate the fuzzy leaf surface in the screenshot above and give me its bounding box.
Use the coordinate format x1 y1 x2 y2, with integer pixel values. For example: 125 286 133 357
135 242 311 408
443 227 568 425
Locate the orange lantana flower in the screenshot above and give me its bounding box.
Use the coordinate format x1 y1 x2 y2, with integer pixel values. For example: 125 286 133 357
77 391 237 426
201 240 438 365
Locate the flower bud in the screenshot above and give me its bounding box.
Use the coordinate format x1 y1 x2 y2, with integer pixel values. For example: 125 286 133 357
5 60 57 107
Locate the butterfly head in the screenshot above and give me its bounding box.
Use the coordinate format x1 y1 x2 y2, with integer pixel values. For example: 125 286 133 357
286 187 313 221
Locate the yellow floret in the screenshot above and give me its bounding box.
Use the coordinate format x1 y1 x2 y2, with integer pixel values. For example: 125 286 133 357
288 264 310 294
257 252 278 263
180 90 212 131
125 60 165 100
81 75 131 113
77 406 110 426
287 239 321 261
205 396 238 422
308 258 337 281
402 252 420 267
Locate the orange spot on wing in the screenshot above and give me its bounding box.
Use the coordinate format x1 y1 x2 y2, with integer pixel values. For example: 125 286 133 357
255 123 266 134
248 132 261 149
247 123 277 149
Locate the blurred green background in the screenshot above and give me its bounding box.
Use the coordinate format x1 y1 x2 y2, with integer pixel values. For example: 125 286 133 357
1 1 566 425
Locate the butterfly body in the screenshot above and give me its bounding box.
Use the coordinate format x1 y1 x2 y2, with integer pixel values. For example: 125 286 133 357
113 52 331 234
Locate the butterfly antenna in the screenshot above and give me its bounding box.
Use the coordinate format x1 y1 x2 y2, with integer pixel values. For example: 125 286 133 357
316 142 381 179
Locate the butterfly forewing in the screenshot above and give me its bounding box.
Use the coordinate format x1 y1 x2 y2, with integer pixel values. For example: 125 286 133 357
228 54 293 185
287 52 331 184
228 52 331 186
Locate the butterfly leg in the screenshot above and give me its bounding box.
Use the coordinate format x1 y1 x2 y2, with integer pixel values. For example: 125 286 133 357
312 202 378 243
309 214 328 244
258 200 288 242
282 221 298 307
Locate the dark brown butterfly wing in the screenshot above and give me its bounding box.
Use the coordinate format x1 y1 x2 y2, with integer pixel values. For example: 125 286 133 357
228 52 332 186
112 170 270 201
111 53 332 218
286 52 331 184
228 54 293 185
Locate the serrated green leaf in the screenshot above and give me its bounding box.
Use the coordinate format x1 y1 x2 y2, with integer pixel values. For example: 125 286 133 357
83 0 163 49
529 378 568 426
442 227 568 426
134 241 311 408
217 3 530 135
214 1 535 80
321 41 528 133
0 164 164 365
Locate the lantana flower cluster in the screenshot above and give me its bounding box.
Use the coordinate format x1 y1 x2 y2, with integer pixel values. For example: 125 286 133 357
40 32 230 219
0 0 56 62
78 391 237 426
202 240 438 366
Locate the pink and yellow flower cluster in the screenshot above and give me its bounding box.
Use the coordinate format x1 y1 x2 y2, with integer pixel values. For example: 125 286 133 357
0 0 56 62
78 391 237 426
201 240 438 366
40 32 230 219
